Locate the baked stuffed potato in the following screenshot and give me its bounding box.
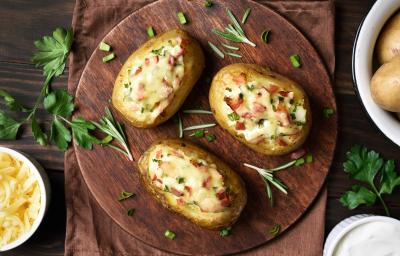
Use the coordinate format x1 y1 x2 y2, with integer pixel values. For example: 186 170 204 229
112 29 205 128
209 63 312 156
138 139 247 229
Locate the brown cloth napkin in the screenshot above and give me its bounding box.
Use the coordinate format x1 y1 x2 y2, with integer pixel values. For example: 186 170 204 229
65 1 335 255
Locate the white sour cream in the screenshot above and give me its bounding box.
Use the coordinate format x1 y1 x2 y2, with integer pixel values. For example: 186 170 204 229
333 221 400 256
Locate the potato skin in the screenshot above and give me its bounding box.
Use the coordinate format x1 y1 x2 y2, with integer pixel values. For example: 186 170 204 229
371 56 400 112
209 63 312 156
112 29 205 128
138 139 247 229
376 12 400 64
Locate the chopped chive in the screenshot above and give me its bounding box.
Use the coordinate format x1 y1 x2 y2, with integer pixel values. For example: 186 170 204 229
323 108 335 118
147 26 155 38
241 8 251 24
165 229 176 240
269 224 281 237
226 52 242 58
208 41 224 59
204 0 213 7
220 227 232 237
99 41 111 52
177 177 185 184
183 123 216 131
227 112 240 121
221 43 240 51
261 30 270 43
289 54 301 68
183 109 213 114
190 130 205 138
118 191 135 201
178 113 183 138
102 53 115 63
127 208 135 216
177 12 188 24
295 158 305 166
206 134 216 142
306 154 313 163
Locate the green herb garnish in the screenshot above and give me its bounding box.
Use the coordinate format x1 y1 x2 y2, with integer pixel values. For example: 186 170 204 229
118 191 135 201
269 224 281 237
208 41 225 59
177 12 188 24
177 177 185 184
165 229 176 240
241 8 251 24
183 109 213 115
127 208 135 216
102 53 115 63
306 154 313 163
151 46 165 56
289 54 301 68
295 158 305 166
323 108 335 118
178 113 183 138
99 41 111 52
261 30 270 43
227 112 240 121
190 130 205 138
204 0 213 7
147 26 155 37
206 134 216 142
183 123 216 131
340 145 400 216
226 52 242 58
221 43 239 51
220 227 232 237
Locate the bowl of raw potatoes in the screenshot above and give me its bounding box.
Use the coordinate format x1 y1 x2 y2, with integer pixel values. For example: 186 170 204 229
0 147 50 251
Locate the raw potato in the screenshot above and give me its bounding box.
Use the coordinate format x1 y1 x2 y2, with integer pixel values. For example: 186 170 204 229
376 12 400 64
138 139 247 229
371 56 400 112
112 29 205 128
209 63 312 156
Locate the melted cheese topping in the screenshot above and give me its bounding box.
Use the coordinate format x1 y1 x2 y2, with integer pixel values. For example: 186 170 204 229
222 73 307 147
119 37 185 123
0 153 41 248
148 145 231 213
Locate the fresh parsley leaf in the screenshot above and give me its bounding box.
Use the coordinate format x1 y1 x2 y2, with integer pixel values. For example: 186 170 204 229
32 27 74 78
50 118 71 151
340 185 376 210
220 227 232 237
43 89 74 117
0 90 29 112
71 117 100 150
379 160 400 194
31 117 47 145
0 111 22 139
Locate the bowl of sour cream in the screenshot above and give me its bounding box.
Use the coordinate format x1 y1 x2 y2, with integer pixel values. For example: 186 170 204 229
324 214 400 256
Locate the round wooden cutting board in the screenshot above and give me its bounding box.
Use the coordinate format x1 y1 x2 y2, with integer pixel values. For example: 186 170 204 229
73 0 337 254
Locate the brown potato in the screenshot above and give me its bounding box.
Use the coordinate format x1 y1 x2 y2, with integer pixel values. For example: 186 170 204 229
112 29 205 128
138 139 247 229
371 56 400 112
209 63 312 156
376 12 400 64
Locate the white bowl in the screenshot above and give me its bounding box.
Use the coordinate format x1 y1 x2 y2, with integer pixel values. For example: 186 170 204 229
352 0 400 146
323 214 400 256
0 147 51 252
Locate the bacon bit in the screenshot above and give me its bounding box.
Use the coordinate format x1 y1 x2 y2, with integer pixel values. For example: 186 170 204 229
202 176 212 188
224 96 243 111
241 112 254 119
136 83 145 100
276 103 287 112
152 174 157 182
184 186 192 195
153 55 159 64
252 102 267 113
134 67 142 75
145 58 150 65
235 121 245 130
290 148 306 159
216 191 231 206
171 188 184 197
180 38 190 48
155 150 162 159
233 73 247 85
277 138 288 146
168 56 175 66
267 85 279 93
176 198 185 205
190 159 203 167
279 91 289 97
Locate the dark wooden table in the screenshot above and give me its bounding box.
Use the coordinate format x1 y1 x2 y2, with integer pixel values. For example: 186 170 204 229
1 0 399 255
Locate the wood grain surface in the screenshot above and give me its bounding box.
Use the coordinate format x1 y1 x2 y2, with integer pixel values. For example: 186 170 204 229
2 0 400 256
73 0 336 254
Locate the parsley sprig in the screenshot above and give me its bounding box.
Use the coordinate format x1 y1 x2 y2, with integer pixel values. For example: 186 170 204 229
340 145 400 216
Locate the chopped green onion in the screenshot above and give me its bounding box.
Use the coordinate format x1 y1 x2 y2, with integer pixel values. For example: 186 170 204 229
227 112 240 121
295 158 305 166
177 12 188 24
206 134 216 142
102 53 115 63
269 224 281 237
99 41 111 52
241 8 251 24
165 229 176 240
190 130 205 138
261 30 270 43
183 123 216 131
306 154 313 163
177 177 185 184
220 227 232 237
221 43 240 51
289 54 301 68
178 113 183 138
183 109 213 114
226 52 242 58
208 41 224 59
147 26 155 38
118 191 135 201
323 108 335 118
204 0 213 7
127 208 135 216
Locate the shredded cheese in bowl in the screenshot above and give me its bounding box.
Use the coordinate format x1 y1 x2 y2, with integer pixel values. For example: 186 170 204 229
0 152 42 249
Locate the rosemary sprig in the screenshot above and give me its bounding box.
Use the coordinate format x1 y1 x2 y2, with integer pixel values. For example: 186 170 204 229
212 9 256 47
208 41 225 58
91 107 133 161
178 113 183 138
183 123 216 131
226 52 242 58
183 109 213 115
269 224 281 237
241 8 251 24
